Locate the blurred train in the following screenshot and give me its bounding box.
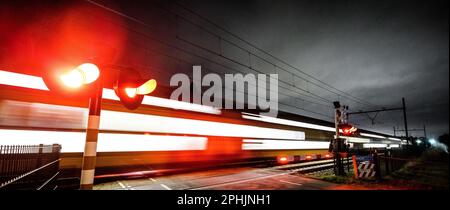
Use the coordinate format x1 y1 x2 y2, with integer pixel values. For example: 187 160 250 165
0 70 403 178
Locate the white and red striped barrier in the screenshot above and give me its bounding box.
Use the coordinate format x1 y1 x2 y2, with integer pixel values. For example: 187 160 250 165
357 161 376 178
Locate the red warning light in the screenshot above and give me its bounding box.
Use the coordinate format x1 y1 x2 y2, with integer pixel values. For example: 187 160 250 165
60 63 100 88
340 123 357 136
278 156 289 164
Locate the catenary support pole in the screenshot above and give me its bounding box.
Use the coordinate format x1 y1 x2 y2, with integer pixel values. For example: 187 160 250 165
402 97 408 141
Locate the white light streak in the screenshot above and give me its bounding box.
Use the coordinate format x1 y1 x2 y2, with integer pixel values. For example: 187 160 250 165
242 139 329 150
142 95 221 115
363 143 387 148
338 136 371 143
388 144 400 148
102 88 221 115
0 129 207 152
0 70 49 90
242 113 336 132
360 133 385 139
101 110 305 140
0 70 220 115
0 101 305 140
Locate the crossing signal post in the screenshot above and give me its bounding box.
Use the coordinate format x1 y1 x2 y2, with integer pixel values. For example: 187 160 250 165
80 82 103 190
332 101 352 176
43 63 102 190
44 64 157 190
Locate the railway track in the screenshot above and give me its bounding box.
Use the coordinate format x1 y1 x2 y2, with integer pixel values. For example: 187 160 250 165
58 158 353 189
273 159 353 174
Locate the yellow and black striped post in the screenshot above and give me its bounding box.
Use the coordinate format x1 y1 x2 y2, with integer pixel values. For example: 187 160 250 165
80 86 103 190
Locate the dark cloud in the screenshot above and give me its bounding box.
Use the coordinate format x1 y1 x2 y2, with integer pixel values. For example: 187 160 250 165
11 0 443 137
182 0 448 137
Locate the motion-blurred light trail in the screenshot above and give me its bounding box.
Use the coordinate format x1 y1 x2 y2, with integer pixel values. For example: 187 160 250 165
0 70 49 91
0 129 207 152
0 70 221 115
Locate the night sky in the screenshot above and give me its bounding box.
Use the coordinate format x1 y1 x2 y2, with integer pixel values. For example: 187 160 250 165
1 0 448 138
178 0 449 138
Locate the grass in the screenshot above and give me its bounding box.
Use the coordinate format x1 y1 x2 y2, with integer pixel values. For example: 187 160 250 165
312 169 368 184
310 149 449 189
384 150 449 189
320 174 354 184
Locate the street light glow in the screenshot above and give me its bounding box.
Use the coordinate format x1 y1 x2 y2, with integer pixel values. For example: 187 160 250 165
416 140 422 144
429 139 436 145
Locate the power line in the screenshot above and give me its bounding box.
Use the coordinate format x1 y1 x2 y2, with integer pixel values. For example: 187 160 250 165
150 3 336 104
84 0 335 118
172 1 381 109
173 30 333 103
112 26 334 117
82 0 335 120
96 0 333 105
162 3 377 119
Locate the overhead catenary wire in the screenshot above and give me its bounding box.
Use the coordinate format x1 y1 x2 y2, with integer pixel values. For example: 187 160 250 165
171 1 382 109
159 1 396 126
83 0 333 105
162 3 336 104
168 1 413 131
162 1 429 134
84 0 336 118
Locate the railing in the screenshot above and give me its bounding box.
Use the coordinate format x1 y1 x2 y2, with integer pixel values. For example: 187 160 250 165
377 155 410 178
0 144 61 190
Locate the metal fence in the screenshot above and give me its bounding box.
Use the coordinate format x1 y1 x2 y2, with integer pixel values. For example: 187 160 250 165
351 150 414 180
377 155 410 178
0 144 61 190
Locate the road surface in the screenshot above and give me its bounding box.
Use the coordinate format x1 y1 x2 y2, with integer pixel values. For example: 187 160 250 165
94 166 341 190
